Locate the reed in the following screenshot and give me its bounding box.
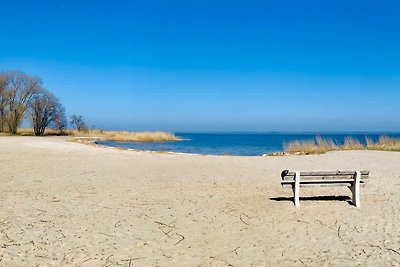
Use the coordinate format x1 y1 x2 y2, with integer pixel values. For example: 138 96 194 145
316 136 337 151
284 138 333 154
2 128 179 142
0 128 65 136
342 137 364 150
284 136 400 154
68 129 179 142
366 136 400 151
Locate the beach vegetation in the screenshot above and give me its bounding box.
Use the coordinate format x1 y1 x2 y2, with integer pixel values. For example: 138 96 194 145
4 128 179 142
70 114 87 131
366 136 400 151
0 71 67 135
0 71 42 134
53 106 68 133
0 74 8 132
284 136 400 154
69 129 179 142
30 89 66 136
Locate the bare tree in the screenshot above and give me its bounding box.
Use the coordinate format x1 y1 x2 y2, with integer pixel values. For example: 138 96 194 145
70 114 87 131
0 73 8 132
53 105 68 133
30 89 65 136
4 71 41 134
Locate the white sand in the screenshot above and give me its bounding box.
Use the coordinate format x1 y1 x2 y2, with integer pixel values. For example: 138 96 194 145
1 136 400 266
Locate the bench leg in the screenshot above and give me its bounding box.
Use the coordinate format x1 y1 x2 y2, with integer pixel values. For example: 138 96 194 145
349 171 361 207
293 172 300 207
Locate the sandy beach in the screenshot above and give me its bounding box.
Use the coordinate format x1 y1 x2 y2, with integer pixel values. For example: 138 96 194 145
1 136 400 266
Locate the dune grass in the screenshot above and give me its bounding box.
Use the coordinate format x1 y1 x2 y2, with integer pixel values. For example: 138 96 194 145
69 129 179 142
284 136 400 154
0 128 65 136
366 136 400 151
342 137 364 150
2 128 179 142
284 137 337 154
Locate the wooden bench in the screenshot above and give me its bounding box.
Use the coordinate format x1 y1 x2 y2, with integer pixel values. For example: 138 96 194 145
281 170 370 207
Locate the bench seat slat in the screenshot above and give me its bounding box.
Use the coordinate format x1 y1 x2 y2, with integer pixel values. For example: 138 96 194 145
281 179 367 188
282 183 366 188
283 170 370 177
282 175 369 181
281 179 366 184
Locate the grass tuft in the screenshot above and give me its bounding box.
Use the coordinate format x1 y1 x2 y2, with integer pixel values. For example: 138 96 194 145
366 136 400 151
284 137 337 154
342 137 364 150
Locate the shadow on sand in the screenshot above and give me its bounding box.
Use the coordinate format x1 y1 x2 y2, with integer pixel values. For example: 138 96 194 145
270 195 352 205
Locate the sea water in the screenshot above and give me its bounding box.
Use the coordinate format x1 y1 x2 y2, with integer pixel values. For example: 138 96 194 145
97 132 400 156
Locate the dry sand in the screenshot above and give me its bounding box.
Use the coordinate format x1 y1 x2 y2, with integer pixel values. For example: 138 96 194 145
1 136 400 266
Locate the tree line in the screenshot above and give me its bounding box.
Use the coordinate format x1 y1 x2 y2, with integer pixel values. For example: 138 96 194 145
0 71 86 136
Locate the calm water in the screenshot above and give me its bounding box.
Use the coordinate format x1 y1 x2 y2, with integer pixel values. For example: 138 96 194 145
97 133 400 156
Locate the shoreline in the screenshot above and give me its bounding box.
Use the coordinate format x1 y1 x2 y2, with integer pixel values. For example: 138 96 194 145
83 136 400 157
74 137 254 157
3 134 400 157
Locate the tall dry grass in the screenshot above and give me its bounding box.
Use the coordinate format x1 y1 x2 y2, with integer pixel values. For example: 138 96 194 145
0 128 63 136
284 136 337 154
284 136 400 154
69 129 179 142
316 136 337 151
2 128 179 142
342 137 364 150
284 140 322 154
366 136 400 151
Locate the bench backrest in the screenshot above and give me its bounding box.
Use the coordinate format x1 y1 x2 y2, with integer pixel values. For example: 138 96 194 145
281 170 370 187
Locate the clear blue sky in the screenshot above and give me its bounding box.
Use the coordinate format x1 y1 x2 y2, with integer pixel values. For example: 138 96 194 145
1 0 399 132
